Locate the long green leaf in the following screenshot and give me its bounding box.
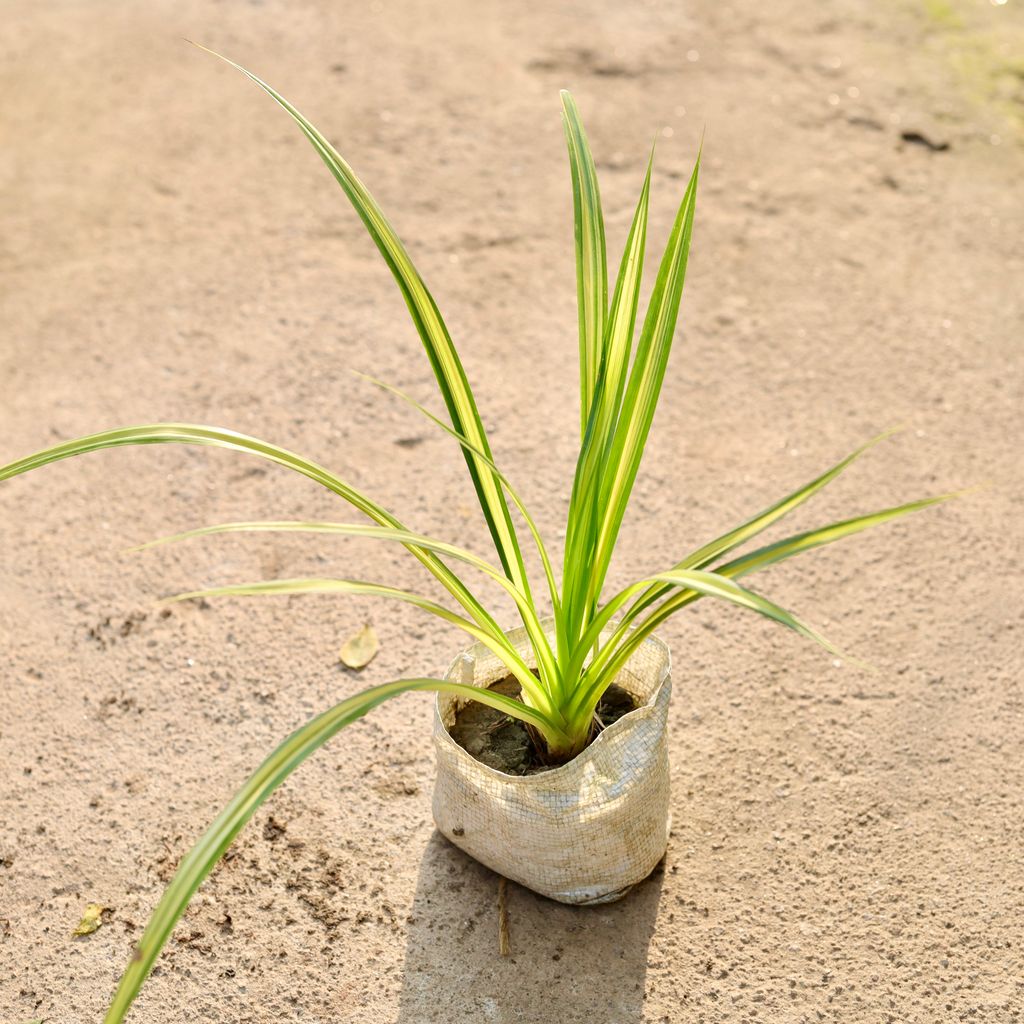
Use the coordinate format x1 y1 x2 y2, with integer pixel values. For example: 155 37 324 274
594 149 655 451
621 428 901 623
195 44 531 599
566 567 840 722
139 518 561 697
566 563 844 711
351 375 565 692
561 152 653 646
584 150 701 626
135 519 505 575
169 576 558 717
717 490 966 582
355 373 562 620
585 490 962 703
101 675 566 1024
561 90 608 435
0 424 510 649
649 568 839 652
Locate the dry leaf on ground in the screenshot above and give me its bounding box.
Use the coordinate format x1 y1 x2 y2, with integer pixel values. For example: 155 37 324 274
339 624 379 670
72 903 108 936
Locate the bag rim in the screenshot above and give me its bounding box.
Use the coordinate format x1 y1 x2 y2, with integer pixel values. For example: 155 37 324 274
433 626 672 786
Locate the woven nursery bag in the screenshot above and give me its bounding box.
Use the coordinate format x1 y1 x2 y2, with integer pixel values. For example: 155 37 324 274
432 622 672 905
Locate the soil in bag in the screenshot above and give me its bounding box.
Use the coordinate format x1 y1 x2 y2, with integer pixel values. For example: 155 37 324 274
448 676 638 775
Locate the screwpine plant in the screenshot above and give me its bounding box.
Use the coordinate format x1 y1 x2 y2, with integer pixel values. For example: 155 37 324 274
0 52 958 1022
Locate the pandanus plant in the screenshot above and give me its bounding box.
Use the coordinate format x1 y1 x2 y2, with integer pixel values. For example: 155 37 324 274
0 50 958 1022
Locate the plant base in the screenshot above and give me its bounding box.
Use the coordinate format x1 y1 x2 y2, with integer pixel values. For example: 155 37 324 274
432 623 672 905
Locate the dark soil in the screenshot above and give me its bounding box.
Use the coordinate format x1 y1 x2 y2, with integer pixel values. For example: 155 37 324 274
448 676 638 775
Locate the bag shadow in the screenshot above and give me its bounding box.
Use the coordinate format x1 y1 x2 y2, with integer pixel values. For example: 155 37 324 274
396 831 664 1024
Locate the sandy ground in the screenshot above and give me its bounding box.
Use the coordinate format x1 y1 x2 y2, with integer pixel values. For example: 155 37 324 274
2 1 1022 1021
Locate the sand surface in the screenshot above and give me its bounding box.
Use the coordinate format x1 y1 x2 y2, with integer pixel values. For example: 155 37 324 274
2 1 1022 1021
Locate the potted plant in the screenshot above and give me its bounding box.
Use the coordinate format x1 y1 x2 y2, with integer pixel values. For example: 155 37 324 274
0 50 959 1023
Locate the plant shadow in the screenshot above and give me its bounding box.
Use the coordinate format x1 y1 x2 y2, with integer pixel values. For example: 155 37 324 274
396 831 664 1024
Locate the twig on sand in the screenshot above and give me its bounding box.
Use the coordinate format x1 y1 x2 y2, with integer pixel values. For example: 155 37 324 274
498 876 511 956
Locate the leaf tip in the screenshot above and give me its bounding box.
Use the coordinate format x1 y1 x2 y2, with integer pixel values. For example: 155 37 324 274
949 481 991 501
